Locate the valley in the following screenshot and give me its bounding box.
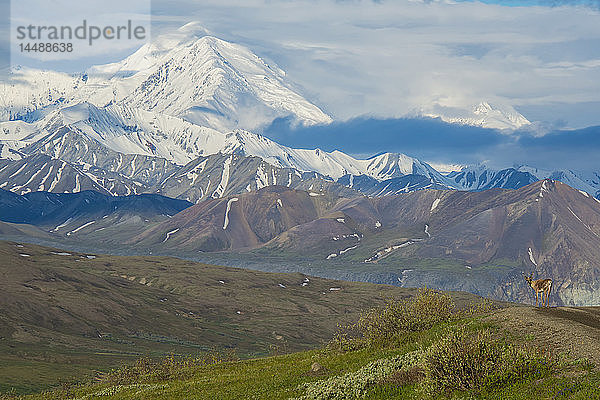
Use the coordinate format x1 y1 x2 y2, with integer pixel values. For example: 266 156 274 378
2 178 600 307
2 240 474 395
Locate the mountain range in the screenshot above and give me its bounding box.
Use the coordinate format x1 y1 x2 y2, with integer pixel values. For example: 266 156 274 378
1 24 598 203
1 24 599 308
2 178 599 306
417 101 532 131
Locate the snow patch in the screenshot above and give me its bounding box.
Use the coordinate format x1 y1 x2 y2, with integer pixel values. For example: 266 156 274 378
528 247 537 266
66 221 95 236
52 218 72 232
185 159 207 185
223 197 239 229
8 163 27 179
74 174 80 192
212 155 232 198
364 240 416 263
567 207 598 236
162 228 180 242
430 198 440 211
397 269 414 286
339 245 358 255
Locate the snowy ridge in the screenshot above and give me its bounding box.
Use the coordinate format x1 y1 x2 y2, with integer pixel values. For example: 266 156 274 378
0 99 453 184
418 101 530 130
2 24 599 201
448 164 600 199
1 25 331 133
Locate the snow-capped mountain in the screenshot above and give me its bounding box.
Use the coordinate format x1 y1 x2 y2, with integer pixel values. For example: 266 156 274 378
1 24 597 203
418 101 531 130
2 24 446 187
446 164 538 191
448 164 600 199
0 23 332 132
517 166 600 199
0 97 447 184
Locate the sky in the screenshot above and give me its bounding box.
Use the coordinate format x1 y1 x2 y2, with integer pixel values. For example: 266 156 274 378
1 0 599 170
147 0 600 129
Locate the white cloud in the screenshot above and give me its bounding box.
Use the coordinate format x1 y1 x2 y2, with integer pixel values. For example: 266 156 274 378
147 0 600 127
10 0 151 65
6 0 599 127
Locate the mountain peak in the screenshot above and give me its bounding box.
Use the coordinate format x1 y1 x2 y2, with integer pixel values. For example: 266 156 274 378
417 100 531 130
2 24 331 134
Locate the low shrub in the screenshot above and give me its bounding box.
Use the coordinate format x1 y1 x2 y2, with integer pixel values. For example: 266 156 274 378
381 366 425 386
330 288 456 350
423 326 555 395
102 350 238 385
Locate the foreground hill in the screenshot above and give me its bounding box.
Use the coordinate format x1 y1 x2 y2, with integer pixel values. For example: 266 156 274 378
0 240 481 395
14 292 600 400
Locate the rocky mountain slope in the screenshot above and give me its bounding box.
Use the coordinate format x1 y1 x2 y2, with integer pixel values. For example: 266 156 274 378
4 180 597 306
135 180 600 306
0 189 192 241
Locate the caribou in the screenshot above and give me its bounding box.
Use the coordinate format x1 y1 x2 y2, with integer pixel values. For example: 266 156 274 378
523 273 552 308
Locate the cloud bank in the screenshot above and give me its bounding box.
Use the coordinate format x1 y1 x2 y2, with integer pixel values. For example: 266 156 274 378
263 117 600 172
148 0 600 128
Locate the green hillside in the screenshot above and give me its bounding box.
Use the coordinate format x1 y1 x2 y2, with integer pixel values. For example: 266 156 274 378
0 240 480 395
10 290 600 400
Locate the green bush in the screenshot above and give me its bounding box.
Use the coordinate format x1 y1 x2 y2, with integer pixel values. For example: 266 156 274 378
423 327 555 395
330 288 456 349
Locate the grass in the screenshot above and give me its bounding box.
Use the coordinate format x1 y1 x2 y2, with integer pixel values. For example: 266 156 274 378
8 289 599 400
0 240 487 396
2 240 598 399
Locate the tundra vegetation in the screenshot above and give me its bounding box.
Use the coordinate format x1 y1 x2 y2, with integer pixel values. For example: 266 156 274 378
6 288 599 400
